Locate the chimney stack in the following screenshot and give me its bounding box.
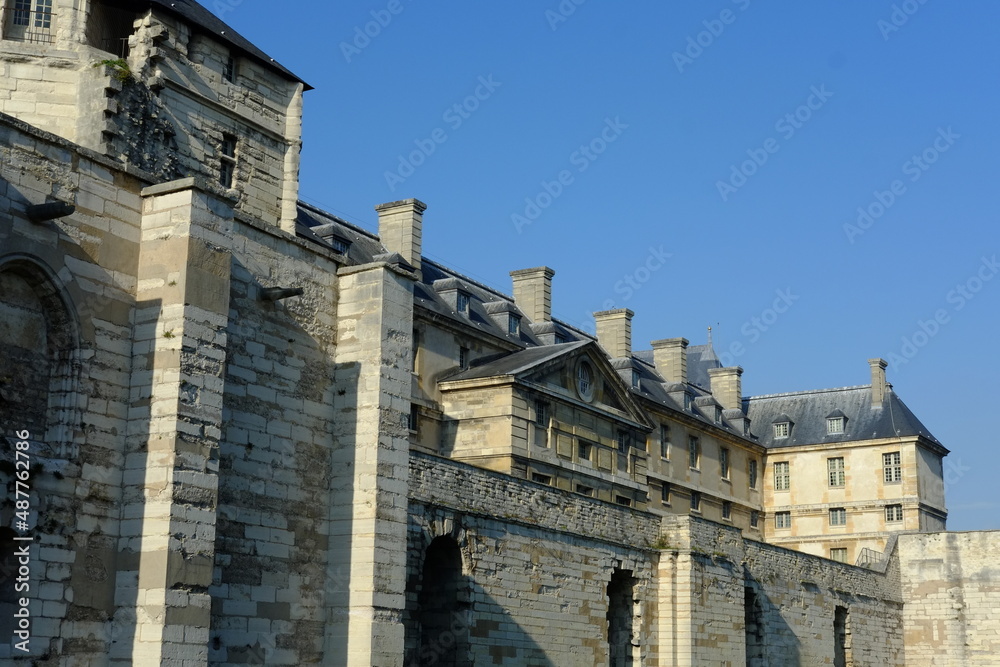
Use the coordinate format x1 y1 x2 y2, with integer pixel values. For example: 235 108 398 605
708 366 744 412
651 338 688 385
510 267 555 323
594 309 634 359
869 358 888 406
375 198 427 276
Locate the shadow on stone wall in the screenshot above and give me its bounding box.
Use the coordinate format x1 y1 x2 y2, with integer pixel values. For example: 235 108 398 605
745 573 801 667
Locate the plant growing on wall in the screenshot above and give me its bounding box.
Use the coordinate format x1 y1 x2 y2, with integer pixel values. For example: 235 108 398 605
94 58 133 82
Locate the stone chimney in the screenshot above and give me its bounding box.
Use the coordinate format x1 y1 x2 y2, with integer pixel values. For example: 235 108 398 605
708 366 744 412
510 267 555 323
869 358 888 406
375 199 426 276
594 309 634 359
651 338 688 385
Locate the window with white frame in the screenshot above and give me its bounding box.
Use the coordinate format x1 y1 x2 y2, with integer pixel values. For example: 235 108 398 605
508 314 521 336
660 483 670 505
827 416 845 434
829 507 847 526
576 361 593 400
690 491 701 512
885 504 903 522
774 461 790 491
722 501 732 520
883 452 902 483
830 548 848 563
720 447 730 479
748 459 758 489
775 511 791 529
534 399 548 427
219 133 237 188
828 457 846 487
773 422 790 438
456 291 470 315
659 424 670 459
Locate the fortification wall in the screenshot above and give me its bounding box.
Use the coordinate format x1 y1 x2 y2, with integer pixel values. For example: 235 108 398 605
897 530 1000 666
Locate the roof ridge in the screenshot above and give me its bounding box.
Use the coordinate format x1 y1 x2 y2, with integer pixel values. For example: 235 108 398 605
297 201 380 240
422 258 512 302
745 384 870 401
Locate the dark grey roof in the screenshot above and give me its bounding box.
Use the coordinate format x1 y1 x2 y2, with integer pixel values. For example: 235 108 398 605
744 386 945 449
146 0 310 87
686 343 721 390
442 341 587 382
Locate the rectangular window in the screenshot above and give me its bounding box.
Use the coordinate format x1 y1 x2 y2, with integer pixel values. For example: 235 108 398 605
690 491 701 512
408 404 419 433
617 431 630 454
827 417 845 434
720 447 730 479
659 425 670 459
459 346 469 370
748 459 758 489
885 504 903 522
508 314 520 336
774 462 790 491
750 510 759 528
532 473 552 486
576 485 594 497
615 495 632 507
534 399 548 427
883 452 902 483
577 440 591 462
688 436 700 469
722 501 732 520
223 53 236 82
12 0 31 26
631 369 640 388
775 511 791 529
456 291 470 314
773 422 789 438
660 483 670 505
219 133 237 188
828 457 845 488
829 507 847 526
715 406 723 424
830 548 848 563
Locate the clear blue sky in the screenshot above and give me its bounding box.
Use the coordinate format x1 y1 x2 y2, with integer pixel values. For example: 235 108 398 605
222 1 1000 531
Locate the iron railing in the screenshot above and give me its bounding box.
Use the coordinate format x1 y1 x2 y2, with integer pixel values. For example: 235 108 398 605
3 7 55 44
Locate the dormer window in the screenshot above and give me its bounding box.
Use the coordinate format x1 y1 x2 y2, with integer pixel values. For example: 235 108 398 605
683 393 692 411
329 236 350 255
715 406 723 424
826 410 847 435
457 291 470 315
508 314 520 335
773 422 790 439
576 360 594 401
631 370 640 388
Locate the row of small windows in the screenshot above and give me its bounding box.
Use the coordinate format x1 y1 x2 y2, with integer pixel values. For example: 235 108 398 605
773 453 902 490
773 505 904 529
772 415 846 439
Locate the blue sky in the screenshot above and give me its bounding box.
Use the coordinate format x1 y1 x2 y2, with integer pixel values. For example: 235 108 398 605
221 1 999 530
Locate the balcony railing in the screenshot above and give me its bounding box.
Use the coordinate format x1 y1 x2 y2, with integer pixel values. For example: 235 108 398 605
4 7 56 44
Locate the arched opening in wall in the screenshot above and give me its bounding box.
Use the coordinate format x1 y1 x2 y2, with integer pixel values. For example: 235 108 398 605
745 586 766 667
607 568 636 667
834 605 852 667
415 536 469 666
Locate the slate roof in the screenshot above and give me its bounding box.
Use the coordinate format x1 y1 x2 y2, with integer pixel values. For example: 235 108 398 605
744 386 945 450
146 0 310 87
442 341 587 382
